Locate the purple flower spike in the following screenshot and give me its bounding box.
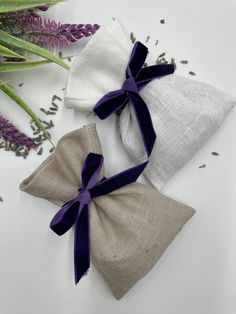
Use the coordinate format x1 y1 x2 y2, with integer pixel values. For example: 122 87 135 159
0 10 100 48
0 115 37 149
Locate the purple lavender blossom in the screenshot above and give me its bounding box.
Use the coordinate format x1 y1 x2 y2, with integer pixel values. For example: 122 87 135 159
0 9 100 48
37 6 49 11
0 115 36 149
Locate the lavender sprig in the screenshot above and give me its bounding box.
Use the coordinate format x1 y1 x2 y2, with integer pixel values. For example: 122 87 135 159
0 10 100 48
0 115 36 149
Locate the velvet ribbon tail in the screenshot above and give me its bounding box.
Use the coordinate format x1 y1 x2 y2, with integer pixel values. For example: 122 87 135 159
49 153 146 285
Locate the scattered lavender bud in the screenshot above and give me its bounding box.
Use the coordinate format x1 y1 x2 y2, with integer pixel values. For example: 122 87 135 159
52 95 62 102
40 108 48 114
158 52 166 58
199 164 206 168
51 102 58 109
37 147 43 155
130 32 136 44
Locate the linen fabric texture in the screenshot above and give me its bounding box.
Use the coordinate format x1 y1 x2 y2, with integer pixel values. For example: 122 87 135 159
65 20 235 189
20 123 195 299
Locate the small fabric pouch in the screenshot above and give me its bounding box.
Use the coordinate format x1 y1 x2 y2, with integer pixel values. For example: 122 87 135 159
65 20 235 189
20 123 195 299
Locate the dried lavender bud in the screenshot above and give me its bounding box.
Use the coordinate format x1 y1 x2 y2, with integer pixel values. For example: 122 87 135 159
42 121 51 128
18 82 24 87
199 164 206 168
52 95 62 102
160 19 165 24
158 52 166 58
130 32 136 44
51 102 58 109
37 147 43 155
23 148 30 159
189 71 196 76
0 196 3 202
211 152 219 156
146 36 150 43
155 40 158 45
15 151 22 157
180 60 188 64
40 108 48 114
50 107 58 111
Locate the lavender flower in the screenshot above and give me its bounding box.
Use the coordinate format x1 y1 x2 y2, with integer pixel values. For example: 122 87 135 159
0 9 100 48
37 6 49 11
0 115 36 149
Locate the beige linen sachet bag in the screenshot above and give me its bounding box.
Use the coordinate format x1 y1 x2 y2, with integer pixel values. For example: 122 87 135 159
20 123 195 299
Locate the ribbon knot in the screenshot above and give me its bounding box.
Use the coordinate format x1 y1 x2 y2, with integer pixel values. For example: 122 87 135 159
77 188 91 205
49 153 147 285
122 77 138 93
94 41 175 157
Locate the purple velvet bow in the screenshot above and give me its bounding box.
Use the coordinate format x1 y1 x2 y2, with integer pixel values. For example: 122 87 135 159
94 41 175 157
50 153 147 284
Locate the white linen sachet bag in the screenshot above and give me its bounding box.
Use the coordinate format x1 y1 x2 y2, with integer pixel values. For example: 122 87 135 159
65 20 235 189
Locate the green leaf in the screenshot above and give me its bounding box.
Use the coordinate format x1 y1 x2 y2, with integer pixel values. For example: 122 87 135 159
0 44 25 59
0 0 65 13
0 80 11 86
0 59 52 72
0 80 54 146
0 30 69 70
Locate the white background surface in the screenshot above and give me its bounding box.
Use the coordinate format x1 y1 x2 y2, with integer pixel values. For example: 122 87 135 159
0 0 236 313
